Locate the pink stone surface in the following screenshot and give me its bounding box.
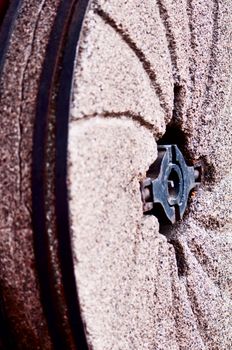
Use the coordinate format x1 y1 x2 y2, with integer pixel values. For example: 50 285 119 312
0 0 231 349
69 1 232 349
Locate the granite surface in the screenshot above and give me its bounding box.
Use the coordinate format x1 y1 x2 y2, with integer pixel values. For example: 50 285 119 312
69 1 232 349
0 0 231 349
0 1 60 348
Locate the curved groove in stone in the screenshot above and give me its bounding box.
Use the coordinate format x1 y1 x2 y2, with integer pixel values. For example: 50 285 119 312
32 0 89 348
69 3 232 349
189 244 217 279
183 281 208 348
54 0 91 348
71 111 155 133
18 0 46 202
169 254 206 350
187 240 222 295
71 10 166 133
68 118 158 349
202 0 219 107
155 0 178 81
173 240 213 348
181 238 231 349
95 6 170 116
186 0 196 82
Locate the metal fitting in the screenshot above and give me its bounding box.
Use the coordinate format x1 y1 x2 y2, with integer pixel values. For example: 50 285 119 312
140 145 201 224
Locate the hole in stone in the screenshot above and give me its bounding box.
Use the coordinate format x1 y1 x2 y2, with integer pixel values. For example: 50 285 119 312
158 123 190 161
158 123 215 184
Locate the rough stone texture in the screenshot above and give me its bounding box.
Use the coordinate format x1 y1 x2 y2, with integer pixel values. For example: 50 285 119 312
0 1 61 348
69 118 160 349
0 0 231 349
69 1 232 350
70 8 168 136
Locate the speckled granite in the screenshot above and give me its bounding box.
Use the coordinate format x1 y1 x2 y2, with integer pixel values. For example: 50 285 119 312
0 1 60 348
69 1 232 349
0 0 231 348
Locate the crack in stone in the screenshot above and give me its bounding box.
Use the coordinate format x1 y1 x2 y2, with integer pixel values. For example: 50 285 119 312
186 0 197 92
202 0 219 107
168 239 188 277
155 0 179 83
